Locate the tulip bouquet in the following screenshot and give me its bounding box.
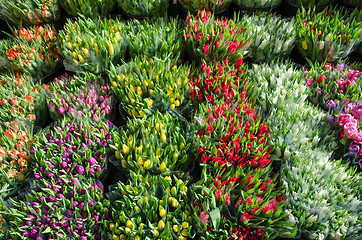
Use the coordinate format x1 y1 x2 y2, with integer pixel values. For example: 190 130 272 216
0 124 31 196
106 171 195 240
178 0 232 12
329 103 362 169
296 7 362 62
0 73 48 126
248 62 362 240
184 11 250 64
108 56 190 118
58 0 116 18
237 12 295 62
285 0 334 8
112 111 192 174
3 177 110 240
304 62 362 113
31 119 116 183
188 58 247 106
191 166 291 239
0 0 59 26
194 98 272 174
127 17 184 60
234 0 281 9
1 25 60 79
116 0 168 17
58 17 128 74
46 73 114 122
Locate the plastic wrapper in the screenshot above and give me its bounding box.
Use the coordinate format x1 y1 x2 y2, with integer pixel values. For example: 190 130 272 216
117 0 169 18
58 0 116 18
0 25 60 80
58 17 128 74
178 0 232 12
111 111 193 175
127 17 184 60
0 123 32 199
31 118 116 185
106 172 196 239
234 0 281 9
2 177 109 240
296 6 362 63
0 72 48 126
184 11 250 64
238 12 295 62
0 0 60 26
46 73 115 123
107 56 190 118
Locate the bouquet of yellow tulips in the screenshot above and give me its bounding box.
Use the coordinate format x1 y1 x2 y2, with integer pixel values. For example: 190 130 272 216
58 17 128 74
108 56 190 118
112 111 192 175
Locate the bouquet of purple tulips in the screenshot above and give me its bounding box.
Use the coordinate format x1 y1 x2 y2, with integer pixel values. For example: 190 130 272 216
46 73 114 123
3 177 109 240
31 118 116 183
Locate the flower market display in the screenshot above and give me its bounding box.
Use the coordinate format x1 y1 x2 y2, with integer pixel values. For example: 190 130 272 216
58 17 127 74
0 25 60 79
237 12 295 62
126 17 184 60
58 0 116 18
46 73 114 122
184 11 250 64
0 2 361 240
0 0 59 26
296 6 362 63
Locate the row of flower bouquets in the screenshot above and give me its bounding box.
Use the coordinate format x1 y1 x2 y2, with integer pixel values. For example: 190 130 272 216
0 8 361 239
0 5 361 77
0 0 361 25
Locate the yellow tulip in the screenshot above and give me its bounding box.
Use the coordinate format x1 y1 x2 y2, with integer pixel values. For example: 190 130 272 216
122 144 129 154
302 40 308 50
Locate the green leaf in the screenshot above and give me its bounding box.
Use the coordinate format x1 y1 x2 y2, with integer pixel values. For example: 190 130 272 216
209 208 221 229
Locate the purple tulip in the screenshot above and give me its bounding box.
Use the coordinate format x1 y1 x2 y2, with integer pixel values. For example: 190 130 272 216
96 167 102 172
76 165 85 175
87 139 94 146
88 158 97 166
23 232 30 237
26 221 34 226
61 162 68 169
77 223 83 229
316 88 322 96
80 236 88 240
58 106 65 115
81 212 88 219
47 172 55 178
61 222 69 228
94 224 99 231
34 173 42 180
89 201 96 207
92 114 99 122
89 168 95 175
48 195 55 202
74 229 80 235
101 139 107 147
78 202 85 210
30 229 38 238
57 194 64 199
349 142 361 154
94 215 100 222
